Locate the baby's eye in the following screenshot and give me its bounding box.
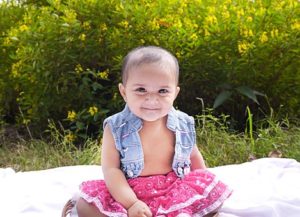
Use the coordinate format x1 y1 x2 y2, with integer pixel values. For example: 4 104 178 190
158 89 169 94
135 87 146 93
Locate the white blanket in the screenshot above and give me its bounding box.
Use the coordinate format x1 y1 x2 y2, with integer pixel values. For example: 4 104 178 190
1 158 300 217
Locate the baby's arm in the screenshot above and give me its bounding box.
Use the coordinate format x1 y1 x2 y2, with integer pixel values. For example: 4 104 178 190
190 146 207 170
101 125 152 216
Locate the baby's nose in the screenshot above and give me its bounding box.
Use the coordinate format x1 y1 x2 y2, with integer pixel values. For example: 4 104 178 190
145 92 158 102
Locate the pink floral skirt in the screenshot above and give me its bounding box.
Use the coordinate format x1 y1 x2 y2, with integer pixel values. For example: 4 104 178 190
77 169 232 217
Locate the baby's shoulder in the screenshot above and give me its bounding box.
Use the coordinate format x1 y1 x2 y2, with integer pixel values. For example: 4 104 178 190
172 109 195 126
103 107 142 132
103 110 127 129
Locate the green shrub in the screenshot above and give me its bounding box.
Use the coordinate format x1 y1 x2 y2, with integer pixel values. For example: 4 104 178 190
2 1 124 137
1 0 299 140
0 2 24 123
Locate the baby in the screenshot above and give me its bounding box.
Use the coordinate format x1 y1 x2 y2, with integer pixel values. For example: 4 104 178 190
62 46 232 217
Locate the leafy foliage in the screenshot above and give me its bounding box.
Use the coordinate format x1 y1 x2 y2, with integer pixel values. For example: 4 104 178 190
0 2 25 123
0 0 299 141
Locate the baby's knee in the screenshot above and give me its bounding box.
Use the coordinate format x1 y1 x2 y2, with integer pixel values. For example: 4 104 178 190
76 198 106 217
76 198 89 217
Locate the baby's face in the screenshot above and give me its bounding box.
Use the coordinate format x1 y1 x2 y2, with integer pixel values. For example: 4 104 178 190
119 63 180 122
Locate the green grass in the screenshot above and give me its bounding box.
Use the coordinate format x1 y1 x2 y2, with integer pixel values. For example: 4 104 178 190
0 124 101 171
195 113 300 167
1 116 300 171
0 139 101 171
197 125 300 167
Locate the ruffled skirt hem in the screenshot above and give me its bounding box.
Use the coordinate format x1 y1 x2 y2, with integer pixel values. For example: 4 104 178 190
74 169 232 217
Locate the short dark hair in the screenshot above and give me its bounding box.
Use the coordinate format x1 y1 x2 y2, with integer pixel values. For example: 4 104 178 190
121 46 179 85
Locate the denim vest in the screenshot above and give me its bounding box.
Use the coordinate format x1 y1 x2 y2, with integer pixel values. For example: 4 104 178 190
103 105 196 179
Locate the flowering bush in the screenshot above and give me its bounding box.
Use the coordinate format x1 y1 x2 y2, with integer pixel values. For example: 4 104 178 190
0 3 24 123
1 0 299 140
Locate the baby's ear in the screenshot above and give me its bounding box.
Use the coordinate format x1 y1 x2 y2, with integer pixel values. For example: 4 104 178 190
175 86 180 98
118 83 127 102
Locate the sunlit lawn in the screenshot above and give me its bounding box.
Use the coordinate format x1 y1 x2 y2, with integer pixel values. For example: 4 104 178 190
1 119 299 171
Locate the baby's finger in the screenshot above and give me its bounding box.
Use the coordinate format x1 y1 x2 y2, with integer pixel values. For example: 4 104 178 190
143 207 152 217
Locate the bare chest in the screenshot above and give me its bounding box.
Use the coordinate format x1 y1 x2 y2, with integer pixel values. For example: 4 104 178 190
139 128 175 175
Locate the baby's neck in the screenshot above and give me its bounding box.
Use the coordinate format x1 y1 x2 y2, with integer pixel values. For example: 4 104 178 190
142 116 167 131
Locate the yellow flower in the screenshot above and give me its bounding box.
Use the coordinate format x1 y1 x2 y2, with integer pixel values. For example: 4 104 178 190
173 20 183 29
270 29 279 38
65 133 75 143
259 32 268 43
246 16 253 23
75 64 83 74
238 41 252 55
190 33 198 41
237 9 245 18
64 9 77 23
97 69 109 80
291 22 300 30
149 18 160 30
82 21 91 30
222 11 230 19
67 110 76 121
119 20 129 29
100 23 108 32
3 37 11 46
79 33 86 41
242 29 254 38
205 15 218 25
88 106 98 116
11 61 22 78
248 29 254 37
19 24 29 32
115 3 124 12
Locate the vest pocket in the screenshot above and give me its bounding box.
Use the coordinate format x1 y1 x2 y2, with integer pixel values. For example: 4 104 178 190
177 130 195 149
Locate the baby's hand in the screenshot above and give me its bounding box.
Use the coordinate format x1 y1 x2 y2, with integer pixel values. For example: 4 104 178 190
127 200 152 217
